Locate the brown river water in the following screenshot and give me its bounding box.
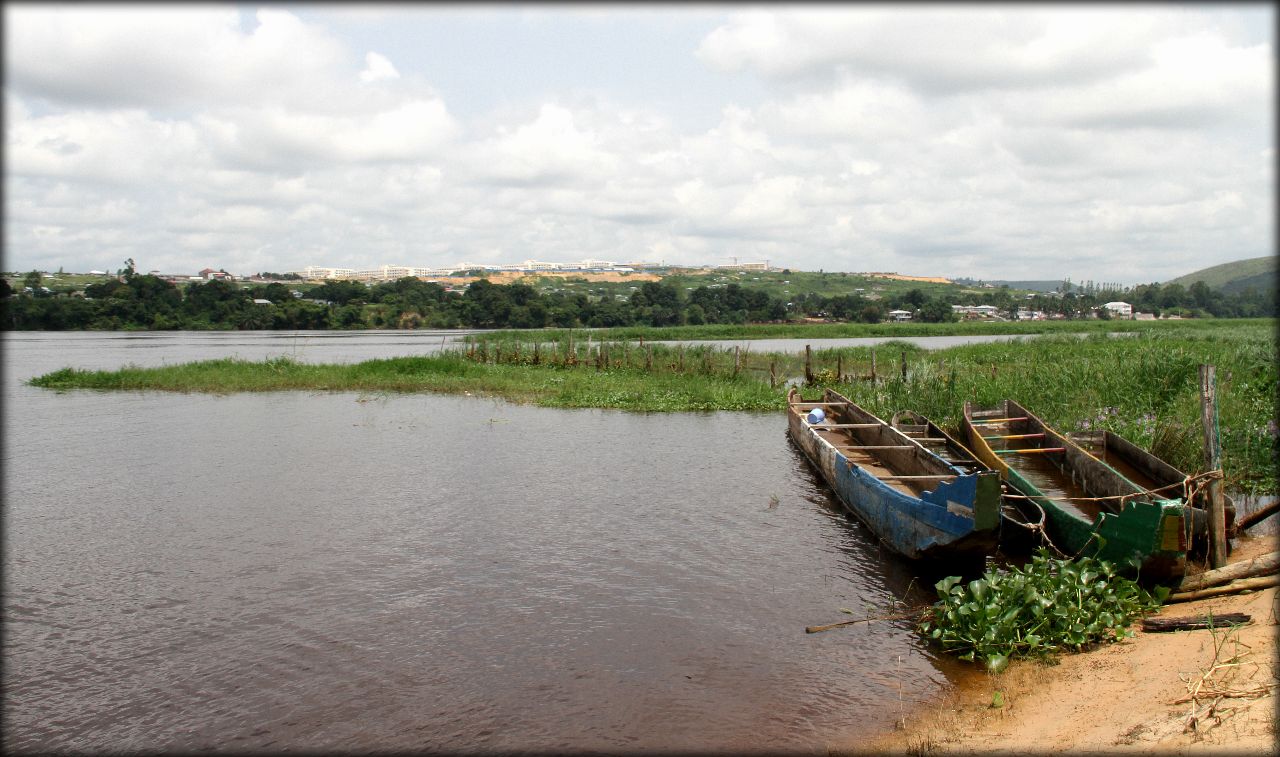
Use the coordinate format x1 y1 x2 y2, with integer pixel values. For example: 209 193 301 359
3 331 980 754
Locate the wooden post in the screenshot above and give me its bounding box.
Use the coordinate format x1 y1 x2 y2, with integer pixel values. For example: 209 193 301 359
533 342 540 365
770 360 777 388
1200 364 1228 568
622 342 629 367
836 354 843 382
677 344 684 372
733 346 741 378
991 364 997 380
495 345 502 364
805 345 813 383
900 351 907 382
646 344 653 371
870 349 877 383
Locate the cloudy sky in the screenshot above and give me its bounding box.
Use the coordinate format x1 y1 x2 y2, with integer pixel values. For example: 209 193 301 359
4 4 1274 283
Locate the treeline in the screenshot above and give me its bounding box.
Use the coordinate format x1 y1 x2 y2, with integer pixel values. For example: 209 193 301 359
2 270 1272 331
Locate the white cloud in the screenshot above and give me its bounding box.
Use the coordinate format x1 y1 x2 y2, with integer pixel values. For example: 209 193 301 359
360 52 400 83
2 5 1273 281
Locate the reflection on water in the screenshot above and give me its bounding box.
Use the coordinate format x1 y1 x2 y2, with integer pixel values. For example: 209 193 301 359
4 333 969 753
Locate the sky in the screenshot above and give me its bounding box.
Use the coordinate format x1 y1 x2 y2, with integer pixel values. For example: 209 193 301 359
4 3 1275 283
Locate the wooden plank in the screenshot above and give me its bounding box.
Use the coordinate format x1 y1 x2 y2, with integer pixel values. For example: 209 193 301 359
982 433 1046 440
993 447 1065 455
834 445 916 450
870 474 958 480
820 423 882 428
1141 613 1250 632
970 417 1028 425
792 402 851 406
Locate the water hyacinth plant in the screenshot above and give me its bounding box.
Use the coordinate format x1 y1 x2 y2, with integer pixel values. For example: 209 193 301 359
919 550 1164 673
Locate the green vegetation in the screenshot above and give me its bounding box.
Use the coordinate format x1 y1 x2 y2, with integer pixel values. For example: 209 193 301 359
819 322 1275 493
919 551 1162 673
5 261 1273 331
28 320 1275 491
1164 255 1276 296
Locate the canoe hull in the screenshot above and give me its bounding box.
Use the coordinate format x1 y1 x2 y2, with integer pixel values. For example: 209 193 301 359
962 400 1187 583
788 390 1000 561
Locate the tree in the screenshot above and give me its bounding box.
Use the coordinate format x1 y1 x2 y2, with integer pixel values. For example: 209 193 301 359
23 270 41 292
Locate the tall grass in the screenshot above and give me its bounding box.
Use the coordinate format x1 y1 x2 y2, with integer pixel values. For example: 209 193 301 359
29 321 1276 491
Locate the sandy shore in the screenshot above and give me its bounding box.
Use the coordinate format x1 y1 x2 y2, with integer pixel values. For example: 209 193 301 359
855 533 1278 755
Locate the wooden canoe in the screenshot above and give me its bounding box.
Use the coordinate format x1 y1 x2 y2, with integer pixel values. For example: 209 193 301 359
961 399 1188 583
891 410 1040 554
1067 429 1236 552
787 388 1001 561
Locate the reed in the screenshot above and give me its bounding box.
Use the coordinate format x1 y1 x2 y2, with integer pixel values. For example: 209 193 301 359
28 321 1275 490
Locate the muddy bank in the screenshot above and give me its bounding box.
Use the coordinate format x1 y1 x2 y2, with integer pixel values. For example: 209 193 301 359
853 534 1277 755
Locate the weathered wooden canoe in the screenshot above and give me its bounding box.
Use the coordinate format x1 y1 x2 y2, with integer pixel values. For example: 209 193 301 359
891 410 1040 554
787 388 1001 561
1067 429 1235 551
961 399 1188 583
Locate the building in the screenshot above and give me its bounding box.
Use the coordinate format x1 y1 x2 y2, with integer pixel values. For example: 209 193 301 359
952 304 1000 318
887 309 913 321
1102 301 1133 318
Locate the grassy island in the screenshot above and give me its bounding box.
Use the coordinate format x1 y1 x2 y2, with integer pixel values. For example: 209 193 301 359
29 320 1277 493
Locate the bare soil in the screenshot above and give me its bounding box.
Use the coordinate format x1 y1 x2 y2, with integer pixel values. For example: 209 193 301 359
853 534 1278 755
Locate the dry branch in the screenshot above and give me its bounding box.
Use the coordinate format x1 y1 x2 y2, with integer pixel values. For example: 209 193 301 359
1166 574 1280 603
1141 613 1251 632
1175 551 1279 593
1231 499 1280 535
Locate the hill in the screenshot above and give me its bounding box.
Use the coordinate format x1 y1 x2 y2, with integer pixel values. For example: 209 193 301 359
952 278 1064 292
1165 256 1275 295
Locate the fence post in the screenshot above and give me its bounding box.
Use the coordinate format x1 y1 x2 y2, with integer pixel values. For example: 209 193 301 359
646 344 653 371
733 346 741 378
677 344 684 372
804 345 813 384
836 354 843 382
900 351 907 382
871 350 877 383
770 360 777 388
1200 364 1228 568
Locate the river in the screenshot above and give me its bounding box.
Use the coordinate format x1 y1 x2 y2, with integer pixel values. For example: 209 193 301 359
4 331 977 753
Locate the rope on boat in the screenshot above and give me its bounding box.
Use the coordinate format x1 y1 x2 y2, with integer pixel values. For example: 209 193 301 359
999 470 1224 558
1001 499 1070 558
999 469 1223 506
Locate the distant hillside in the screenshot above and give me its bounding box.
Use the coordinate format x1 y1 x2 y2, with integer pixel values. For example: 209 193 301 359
1165 256 1275 295
952 278 1063 292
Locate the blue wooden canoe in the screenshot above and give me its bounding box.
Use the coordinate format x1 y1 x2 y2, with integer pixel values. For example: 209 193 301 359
787 388 1002 560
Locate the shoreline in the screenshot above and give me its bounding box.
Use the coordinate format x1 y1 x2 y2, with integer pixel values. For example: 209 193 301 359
852 533 1277 755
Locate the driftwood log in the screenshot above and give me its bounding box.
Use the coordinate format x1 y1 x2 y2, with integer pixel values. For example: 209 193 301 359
1166 574 1280 603
1231 499 1280 535
1176 551 1279 593
1141 613 1251 632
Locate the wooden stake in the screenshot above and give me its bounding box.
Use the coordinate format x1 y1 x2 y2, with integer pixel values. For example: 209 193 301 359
733 346 741 378
836 354 843 381
870 349 877 383
900 351 907 382
769 360 777 388
677 344 684 371
805 344 813 384
646 344 653 371
1200 364 1228 569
